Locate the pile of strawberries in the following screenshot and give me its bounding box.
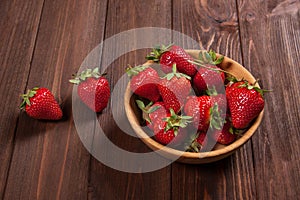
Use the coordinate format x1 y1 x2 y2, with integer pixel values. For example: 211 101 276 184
19 43 266 153
128 44 266 152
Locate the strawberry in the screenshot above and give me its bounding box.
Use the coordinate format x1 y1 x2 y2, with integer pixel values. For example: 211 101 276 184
154 127 187 146
193 65 225 93
157 64 191 113
127 65 160 102
187 132 208 152
136 100 169 130
195 132 207 146
184 96 211 132
191 50 225 93
146 44 197 77
226 78 265 129
213 121 236 145
69 68 110 112
153 109 192 146
184 95 225 132
20 87 63 120
207 87 227 112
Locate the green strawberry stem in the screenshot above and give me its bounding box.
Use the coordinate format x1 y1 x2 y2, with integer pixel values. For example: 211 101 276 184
126 65 148 78
69 68 103 85
164 108 192 134
198 50 224 65
163 64 191 80
146 43 174 62
185 132 201 153
209 103 225 130
227 77 272 97
206 86 219 96
136 100 161 123
20 87 39 109
136 100 152 123
188 60 236 78
229 125 246 136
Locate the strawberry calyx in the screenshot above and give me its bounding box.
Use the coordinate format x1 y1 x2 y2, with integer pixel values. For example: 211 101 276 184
209 103 226 130
163 64 191 80
136 100 161 123
192 50 224 66
146 43 173 62
228 125 245 135
227 77 270 97
188 50 238 78
126 65 148 78
20 87 39 109
189 59 234 77
186 133 200 152
206 86 219 96
164 108 192 136
69 68 103 85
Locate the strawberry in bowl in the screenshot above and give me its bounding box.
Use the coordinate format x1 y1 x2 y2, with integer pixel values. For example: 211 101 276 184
125 46 267 164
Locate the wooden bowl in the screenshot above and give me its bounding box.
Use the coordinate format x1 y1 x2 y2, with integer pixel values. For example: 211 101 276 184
124 50 264 164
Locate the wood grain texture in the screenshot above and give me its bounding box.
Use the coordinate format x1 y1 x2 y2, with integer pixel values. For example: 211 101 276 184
0 0 44 198
172 0 241 58
0 0 299 199
171 0 257 199
3 0 108 199
88 0 173 199
237 0 300 199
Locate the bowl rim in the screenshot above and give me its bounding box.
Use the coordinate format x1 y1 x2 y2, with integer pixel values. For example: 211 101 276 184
124 50 264 160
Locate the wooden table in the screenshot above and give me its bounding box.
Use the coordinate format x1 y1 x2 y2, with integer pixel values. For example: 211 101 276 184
1 0 299 199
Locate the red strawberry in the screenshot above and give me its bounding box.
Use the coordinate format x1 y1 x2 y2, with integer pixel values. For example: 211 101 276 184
226 79 265 129
213 121 236 145
193 65 225 93
192 50 225 93
184 95 225 132
154 127 187 146
69 68 110 112
153 109 192 146
157 64 191 113
207 88 227 112
195 132 207 146
136 100 169 130
184 96 211 132
146 44 197 77
127 65 160 102
20 87 63 120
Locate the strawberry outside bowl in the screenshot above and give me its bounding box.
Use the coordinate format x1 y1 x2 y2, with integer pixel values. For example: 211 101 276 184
124 49 264 164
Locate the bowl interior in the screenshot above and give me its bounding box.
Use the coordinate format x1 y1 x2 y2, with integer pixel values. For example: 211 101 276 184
124 50 264 164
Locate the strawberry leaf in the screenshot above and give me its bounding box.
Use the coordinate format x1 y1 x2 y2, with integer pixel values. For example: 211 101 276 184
148 105 161 113
126 65 148 77
209 103 225 130
69 68 102 84
214 56 224 65
146 43 173 62
206 87 218 96
163 64 191 80
209 50 216 61
196 50 224 65
20 87 39 109
136 100 146 111
163 109 192 131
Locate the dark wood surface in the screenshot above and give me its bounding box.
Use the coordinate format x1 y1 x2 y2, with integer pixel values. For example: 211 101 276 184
0 0 299 199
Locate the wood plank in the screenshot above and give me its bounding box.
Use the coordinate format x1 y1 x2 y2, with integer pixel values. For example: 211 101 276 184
3 0 108 199
0 0 44 198
237 0 300 199
171 0 257 199
88 0 173 199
